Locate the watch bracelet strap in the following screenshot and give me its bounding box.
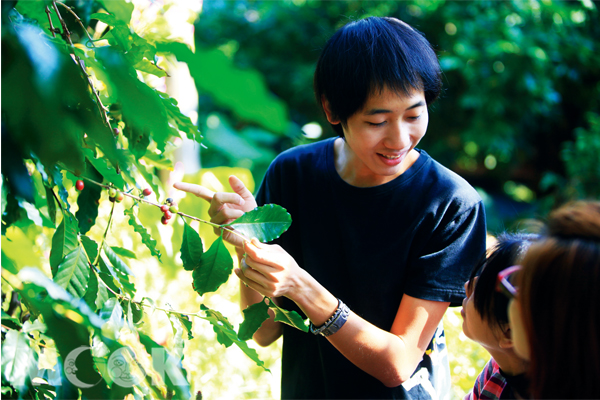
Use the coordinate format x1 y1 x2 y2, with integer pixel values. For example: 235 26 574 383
309 298 350 337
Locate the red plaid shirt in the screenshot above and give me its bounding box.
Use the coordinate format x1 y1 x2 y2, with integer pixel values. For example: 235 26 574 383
465 358 507 400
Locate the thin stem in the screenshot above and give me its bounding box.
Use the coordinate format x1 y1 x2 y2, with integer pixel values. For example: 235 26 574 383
45 6 57 38
51 1 111 128
95 202 115 265
55 1 95 46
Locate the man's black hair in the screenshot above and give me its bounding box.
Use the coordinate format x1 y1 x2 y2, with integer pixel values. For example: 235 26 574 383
467 232 539 329
313 17 442 137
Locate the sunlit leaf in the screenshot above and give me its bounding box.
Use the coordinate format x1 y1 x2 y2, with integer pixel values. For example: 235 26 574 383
80 235 99 263
157 91 202 142
98 0 134 25
99 297 124 340
2 250 19 275
237 298 270 341
17 268 109 399
138 333 191 400
110 246 137 259
226 204 292 242
199 305 269 371
1 330 38 393
102 243 136 297
192 236 233 296
123 207 162 261
268 299 309 333
49 211 79 277
84 148 126 190
54 245 91 298
180 221 204 271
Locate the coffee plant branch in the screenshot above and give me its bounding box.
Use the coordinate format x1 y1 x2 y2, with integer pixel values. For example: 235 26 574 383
50 0 111 128
71 172 252 243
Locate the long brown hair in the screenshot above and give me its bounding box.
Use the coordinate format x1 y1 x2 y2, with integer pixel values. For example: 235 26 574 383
517 201 600 399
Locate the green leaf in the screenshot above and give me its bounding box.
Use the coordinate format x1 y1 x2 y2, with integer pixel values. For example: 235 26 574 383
80 235 99 263
167 312 188 360
84 148 126 190
54 245 90 298
49 211 79 277
123 207 162 261
97 257 121 295
138 333 191 399
2 250 19 274
268 299 309 333
226 204 292 242
123 123 150 159
76 181 102 235
1 330 38 393
94 47 173 152
45 186 57 225
192 236 233 296
180 221 204 271
238 298 270 341
98 0 134 25
110 246 137 259
199 305 269 371
99 297 124 340
142 152 173 170
168 313 193 341
83 271 109 313
1 310 22 331
16 268 109 399
157 91 202 142
102 243 136 297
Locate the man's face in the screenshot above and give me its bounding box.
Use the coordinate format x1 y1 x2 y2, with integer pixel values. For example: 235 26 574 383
334 86 428 187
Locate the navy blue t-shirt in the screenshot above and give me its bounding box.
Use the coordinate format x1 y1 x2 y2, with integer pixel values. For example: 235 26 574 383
255 138 486 399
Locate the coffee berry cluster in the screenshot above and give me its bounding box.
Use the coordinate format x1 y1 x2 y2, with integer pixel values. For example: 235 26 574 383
160 198 179 225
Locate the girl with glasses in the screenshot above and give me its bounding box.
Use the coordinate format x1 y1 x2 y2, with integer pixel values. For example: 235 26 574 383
506 201 600 399
462 233 538 400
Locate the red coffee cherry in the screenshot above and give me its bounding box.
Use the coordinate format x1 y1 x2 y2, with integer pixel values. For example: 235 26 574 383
142 188 152 196
75 180 84 191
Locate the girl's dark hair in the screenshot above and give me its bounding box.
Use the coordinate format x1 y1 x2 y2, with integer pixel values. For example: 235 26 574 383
313 17 442 137
467 233 538 329
517 201 600 399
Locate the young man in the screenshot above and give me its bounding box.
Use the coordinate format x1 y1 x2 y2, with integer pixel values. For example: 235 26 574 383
176 17 486 399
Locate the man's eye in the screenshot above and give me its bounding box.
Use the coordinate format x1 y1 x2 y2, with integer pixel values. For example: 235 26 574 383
367 121 386 127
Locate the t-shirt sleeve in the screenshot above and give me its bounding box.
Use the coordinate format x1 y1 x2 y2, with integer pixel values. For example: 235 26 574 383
404 200 487 306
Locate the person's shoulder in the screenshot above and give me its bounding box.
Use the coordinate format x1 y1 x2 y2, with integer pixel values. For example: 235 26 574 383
271 137 334 167
419 150 482 206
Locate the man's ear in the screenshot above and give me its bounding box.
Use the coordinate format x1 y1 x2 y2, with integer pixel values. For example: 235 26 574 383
498 323 514 349
321 96 340 125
